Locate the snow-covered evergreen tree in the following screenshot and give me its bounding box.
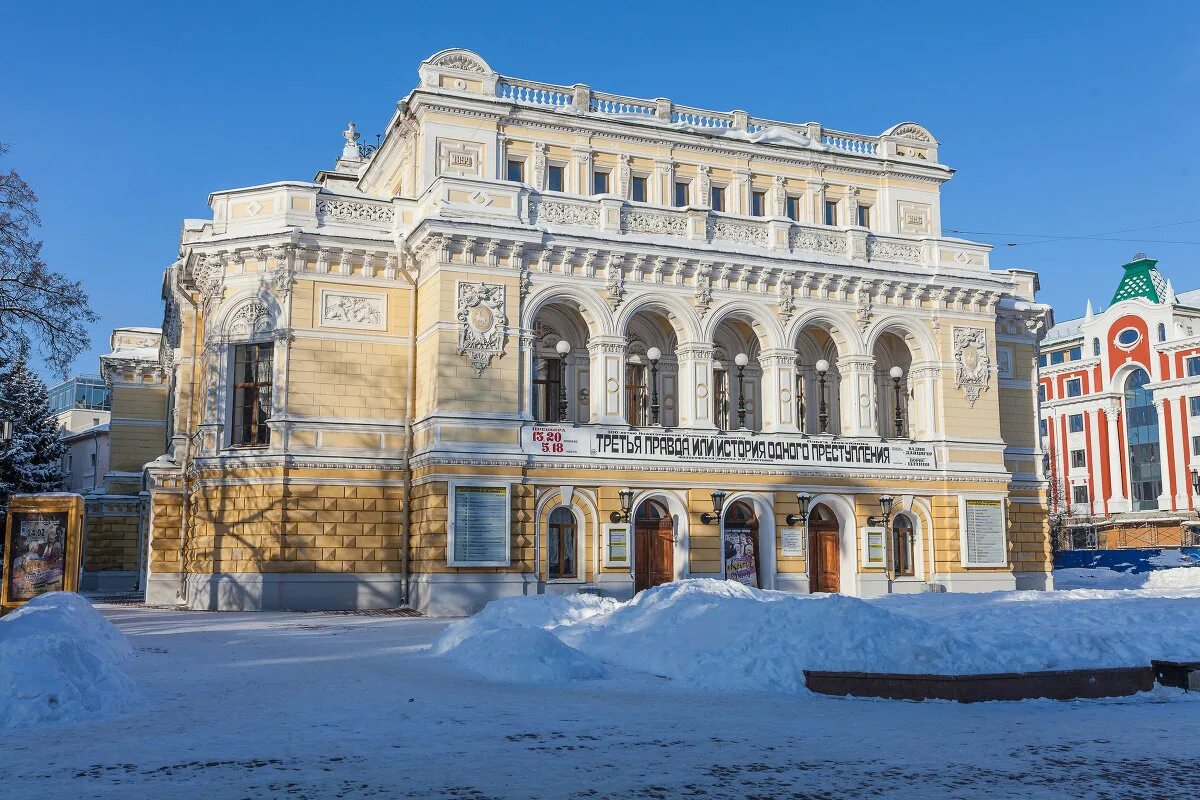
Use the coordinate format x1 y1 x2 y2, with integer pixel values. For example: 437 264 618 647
0 356 66 518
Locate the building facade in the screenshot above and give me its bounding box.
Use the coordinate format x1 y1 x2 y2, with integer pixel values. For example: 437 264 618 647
145 49 1052 614
1039 257 1200 548
49 374 112 495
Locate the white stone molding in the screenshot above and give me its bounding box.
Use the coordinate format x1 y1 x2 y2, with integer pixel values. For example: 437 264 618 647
952 326 990 406
457 281 508 377
319 289 387 331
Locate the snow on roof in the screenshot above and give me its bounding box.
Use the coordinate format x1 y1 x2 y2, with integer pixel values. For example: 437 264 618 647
115 326 162 334
1043 316 1084 346
103 347 159 361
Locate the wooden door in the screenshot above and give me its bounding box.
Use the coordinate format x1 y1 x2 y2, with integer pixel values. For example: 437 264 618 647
809 524 841 593
635 518 674 592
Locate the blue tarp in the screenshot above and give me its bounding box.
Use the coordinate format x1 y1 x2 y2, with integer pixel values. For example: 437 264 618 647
1054 548 1200 573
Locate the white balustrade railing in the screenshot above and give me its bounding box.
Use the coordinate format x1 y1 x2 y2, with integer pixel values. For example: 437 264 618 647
497 79 574 110
671 107 732 129
589 93 656 117
821 131 879 155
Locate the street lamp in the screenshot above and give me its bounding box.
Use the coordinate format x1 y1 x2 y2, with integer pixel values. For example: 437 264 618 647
890 365 905 437
647 346 662 426
734 353 749 429
700 490 727 524
1192 468 1200 497
815 359 830 434
610 488 637 523
555 339 571 423
867 494 895 527
786 492 812 527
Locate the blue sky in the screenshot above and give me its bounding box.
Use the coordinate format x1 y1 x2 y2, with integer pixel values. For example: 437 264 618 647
3 1 1198 380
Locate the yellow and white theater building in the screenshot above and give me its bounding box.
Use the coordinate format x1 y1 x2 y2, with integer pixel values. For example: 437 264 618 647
145 49 1054 614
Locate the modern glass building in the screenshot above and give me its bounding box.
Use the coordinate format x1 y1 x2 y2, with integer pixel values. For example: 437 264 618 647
47 375 113 416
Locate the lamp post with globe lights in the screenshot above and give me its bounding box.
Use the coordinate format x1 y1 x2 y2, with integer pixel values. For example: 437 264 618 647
647 346 662 426
555 339 571 422
890 365 905 437
734 353 749 429
815 359 830 434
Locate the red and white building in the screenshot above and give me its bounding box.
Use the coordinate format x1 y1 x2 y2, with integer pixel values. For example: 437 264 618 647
1039 256 1200 524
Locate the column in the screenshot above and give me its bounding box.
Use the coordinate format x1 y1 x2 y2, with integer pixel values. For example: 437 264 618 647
810 180 827 224
1088 405 1105 515
675 344 715 429
1175 395 1192 509
759 348 800 433
732 168 751 215
1103 399 1129 512
587 335 626 425
908 362 940 439
1155 395 1175 510
838 356 878 437
655 159 674 206
519 331 536 420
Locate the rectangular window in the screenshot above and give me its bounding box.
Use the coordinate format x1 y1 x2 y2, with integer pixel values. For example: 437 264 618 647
592 170 609 195
631 175 648 202
547 164 565 192
751 191 766 217
785 196 800 221
1039 418 1048 437
1194 435 1200 456
1190 396 1200 416
1066 378 1082 398
626 363 649 426
1050 351 1065 365
1072 485 1090 505
1069 346 1082 361
532 357 563 423
674 181 691 208
1070 449 1087 468
506 159 524 183
1038 354 1047 368
857 204 871 228
1038 385 1047 402
1068 413 1084 433
710 185 725 212
1188 356 1200 377
232 343 273 447
823 199 838 226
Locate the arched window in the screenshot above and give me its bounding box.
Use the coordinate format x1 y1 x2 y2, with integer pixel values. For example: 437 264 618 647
1124 369 1162 511
891 513 915 577
547 506 578 580
1092 338 1101 357
1158 323 1167 342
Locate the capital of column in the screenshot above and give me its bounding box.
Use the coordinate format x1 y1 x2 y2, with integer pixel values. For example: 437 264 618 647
675 343 715 360
587 334 627 356
758 347 800 368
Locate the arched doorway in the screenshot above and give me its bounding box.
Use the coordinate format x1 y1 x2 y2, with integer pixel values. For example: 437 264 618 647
722 501 760 587
1124 368 1162 510
808 504 841 593
634 499 673 592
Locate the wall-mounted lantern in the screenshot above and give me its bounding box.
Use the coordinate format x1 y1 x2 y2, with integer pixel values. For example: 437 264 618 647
610 488 636 524
866 494 895 528
785 492 812 527
699 490 727 525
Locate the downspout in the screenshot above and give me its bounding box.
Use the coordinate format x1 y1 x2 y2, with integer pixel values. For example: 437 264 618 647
401 249 417 607
175 261 201 607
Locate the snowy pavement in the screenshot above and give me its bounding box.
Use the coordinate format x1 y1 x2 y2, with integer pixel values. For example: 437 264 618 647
5 584 1200 799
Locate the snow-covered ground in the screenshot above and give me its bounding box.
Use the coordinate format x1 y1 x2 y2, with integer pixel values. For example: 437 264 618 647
3 574 1200 799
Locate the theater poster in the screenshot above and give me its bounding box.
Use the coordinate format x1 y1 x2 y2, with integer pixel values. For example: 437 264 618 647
723 526 760 588
1 494 84 612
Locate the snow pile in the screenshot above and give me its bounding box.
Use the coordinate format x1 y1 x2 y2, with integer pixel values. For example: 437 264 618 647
1143 566 1200 592
435 593 615 684
556 580 990 692
439 627 607 685
438 578 1200 692
0 592 137 729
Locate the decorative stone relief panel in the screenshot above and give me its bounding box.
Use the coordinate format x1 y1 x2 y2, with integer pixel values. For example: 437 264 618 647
953 326 991 405
532 199 601 227
315 199 395 224
790 229 843 256
457 281 507 376
710 218 768 246
320 289 387 331
227 299 273 338
622 208 687 236
897 201 932 236
437 139 484 178
867 238 922 266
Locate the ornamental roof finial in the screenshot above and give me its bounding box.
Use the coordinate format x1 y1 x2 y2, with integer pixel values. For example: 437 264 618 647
341 122 362 161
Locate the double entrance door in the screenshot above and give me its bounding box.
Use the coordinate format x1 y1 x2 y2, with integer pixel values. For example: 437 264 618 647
634 499 673 592
808 518 840 593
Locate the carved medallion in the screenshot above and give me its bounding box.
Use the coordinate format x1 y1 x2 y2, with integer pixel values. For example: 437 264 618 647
457 281 507 376
953 326 990 405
